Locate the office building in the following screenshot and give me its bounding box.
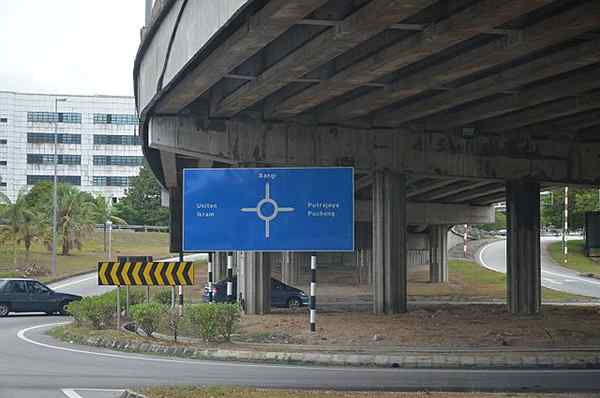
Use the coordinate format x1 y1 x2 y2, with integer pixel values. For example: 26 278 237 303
0 91 142 203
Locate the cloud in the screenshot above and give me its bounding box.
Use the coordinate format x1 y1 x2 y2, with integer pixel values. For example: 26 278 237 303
0 0 144 96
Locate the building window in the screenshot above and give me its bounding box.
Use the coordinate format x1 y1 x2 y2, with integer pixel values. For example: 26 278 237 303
0 161 6 166
93 134 141 145
93 176 131 186
26 175 81 185
27 112 81 124
93 155 143 166
0 139 6 145
27 133 81 144
0 118 7 123
0 182 6 187
27 154 81 165
93 113 137 125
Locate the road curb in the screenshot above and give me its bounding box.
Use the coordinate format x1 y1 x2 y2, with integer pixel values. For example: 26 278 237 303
54 328 600 369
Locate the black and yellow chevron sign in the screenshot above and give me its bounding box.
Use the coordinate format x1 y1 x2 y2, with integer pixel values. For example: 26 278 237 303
97 262 194 286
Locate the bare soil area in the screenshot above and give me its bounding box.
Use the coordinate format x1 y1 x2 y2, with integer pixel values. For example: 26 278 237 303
239 304 600 347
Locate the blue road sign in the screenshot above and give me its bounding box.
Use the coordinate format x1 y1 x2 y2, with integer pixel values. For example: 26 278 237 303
183 168 354 252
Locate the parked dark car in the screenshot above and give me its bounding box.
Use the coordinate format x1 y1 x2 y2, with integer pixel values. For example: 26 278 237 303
0 278 82 316
203 276 309 309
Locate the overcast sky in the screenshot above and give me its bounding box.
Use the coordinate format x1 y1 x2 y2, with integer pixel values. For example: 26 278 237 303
0 0 144 96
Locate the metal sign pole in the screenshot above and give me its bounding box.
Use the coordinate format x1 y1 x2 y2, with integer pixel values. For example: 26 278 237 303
208 252 214 303
146 286 150 303
310 255 317 333
563 186 569 264
227 253 233 302
125 286 129 317
116 286 120 330
178 251 184 313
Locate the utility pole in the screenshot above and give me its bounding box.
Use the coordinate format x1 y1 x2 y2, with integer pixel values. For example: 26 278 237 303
51 98 67 276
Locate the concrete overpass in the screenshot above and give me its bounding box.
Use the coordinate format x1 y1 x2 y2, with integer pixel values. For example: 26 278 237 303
134 0 600 316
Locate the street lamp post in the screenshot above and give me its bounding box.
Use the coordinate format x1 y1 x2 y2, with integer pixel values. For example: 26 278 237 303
51 98 67 276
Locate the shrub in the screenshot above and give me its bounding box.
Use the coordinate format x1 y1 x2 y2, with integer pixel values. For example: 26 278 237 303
130 303 165 337
161 307 184 342
153 288 173 306
185 304 218 342
127 287 147 306
184 303 241 342
215 303 241 342
66 294 115 329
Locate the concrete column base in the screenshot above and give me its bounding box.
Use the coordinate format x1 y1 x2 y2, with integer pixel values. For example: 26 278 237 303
212 252 228 282
429 225 449 283
372 171 407 314
506 179 541 315
239 252 271 314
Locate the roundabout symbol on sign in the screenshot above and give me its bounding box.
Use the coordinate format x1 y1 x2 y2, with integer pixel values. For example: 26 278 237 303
241 182 295 239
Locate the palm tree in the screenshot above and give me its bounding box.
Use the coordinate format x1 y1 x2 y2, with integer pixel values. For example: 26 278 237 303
55 184 97 255
0 190 44 266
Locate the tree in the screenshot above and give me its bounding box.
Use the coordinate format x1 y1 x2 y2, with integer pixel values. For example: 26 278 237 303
0 190 44 265
114 163 169 226
26 182 97 255
541 188 600 230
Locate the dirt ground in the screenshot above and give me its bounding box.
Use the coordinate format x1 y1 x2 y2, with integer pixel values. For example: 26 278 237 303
184 261 600 348
239 304 600 347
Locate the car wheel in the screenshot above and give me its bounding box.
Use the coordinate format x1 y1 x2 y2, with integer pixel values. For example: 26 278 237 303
287 297 301 310
0 303 9 317
58 301 70 316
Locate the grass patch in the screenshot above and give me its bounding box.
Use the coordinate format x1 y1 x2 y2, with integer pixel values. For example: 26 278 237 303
408 260 589 302
548 240 600 275
140 386 596 398
48 324 150 344
0 230 171 282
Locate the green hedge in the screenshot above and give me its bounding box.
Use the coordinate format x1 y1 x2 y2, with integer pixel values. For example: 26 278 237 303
184 303 240 342
67 294 115 329
130 303 165 337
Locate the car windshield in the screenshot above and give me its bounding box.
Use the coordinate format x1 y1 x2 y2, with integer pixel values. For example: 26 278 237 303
0 280 6 290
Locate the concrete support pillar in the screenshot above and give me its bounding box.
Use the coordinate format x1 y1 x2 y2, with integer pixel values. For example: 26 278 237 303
506 179 541 315
429 225 449 283
372 171 407 314
239 252 271 314
281 251 299 286
212 252 228 282
356 249 372 286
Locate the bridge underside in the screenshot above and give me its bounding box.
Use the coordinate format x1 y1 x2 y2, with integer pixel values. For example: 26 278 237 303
135 0 600 315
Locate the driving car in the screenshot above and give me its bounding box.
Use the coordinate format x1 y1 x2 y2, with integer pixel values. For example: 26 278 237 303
203 276 309 309
0 278 82 317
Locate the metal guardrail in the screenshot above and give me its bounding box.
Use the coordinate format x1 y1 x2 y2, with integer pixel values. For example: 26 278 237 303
95 224 168 232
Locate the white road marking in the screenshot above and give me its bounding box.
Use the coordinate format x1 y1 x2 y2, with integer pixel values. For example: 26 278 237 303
61 389 83 398
478 240 600 287
62 388 124 397
542 278 562 285
17 322 397 372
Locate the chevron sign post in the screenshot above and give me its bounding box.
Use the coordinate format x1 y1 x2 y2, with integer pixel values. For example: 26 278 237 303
97 261 194 286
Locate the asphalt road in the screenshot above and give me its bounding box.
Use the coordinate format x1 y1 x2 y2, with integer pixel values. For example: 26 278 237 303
478 237 600 298
3 259 600 397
